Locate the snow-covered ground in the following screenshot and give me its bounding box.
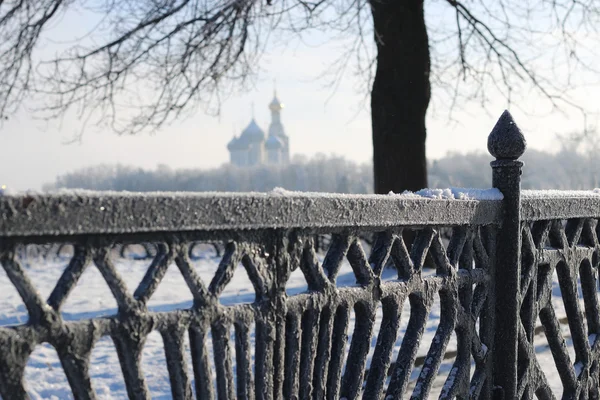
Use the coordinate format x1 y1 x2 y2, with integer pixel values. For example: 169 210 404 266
0 246 583 398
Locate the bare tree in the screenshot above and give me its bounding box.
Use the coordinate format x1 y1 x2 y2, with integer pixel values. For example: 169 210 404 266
0 0 598 193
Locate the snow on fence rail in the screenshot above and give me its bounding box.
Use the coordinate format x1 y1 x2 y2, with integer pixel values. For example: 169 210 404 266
0 111 599 399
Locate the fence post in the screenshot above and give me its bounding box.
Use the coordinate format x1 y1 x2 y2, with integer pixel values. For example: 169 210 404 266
488 110 526 399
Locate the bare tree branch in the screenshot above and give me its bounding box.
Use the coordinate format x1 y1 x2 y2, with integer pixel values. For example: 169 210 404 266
0 0 597 135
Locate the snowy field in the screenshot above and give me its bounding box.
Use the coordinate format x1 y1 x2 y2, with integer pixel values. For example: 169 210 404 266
0 244 584 399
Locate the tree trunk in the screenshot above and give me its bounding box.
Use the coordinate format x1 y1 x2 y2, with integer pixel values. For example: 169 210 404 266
370 0 431 194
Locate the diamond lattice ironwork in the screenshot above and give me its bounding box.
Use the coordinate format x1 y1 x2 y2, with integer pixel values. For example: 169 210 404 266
0 222 497 399
517 218 600 399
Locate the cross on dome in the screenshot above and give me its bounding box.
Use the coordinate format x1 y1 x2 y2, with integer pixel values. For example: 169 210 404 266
269 81 283 111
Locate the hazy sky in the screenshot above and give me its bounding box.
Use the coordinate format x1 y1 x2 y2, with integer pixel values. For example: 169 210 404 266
0 3 598 191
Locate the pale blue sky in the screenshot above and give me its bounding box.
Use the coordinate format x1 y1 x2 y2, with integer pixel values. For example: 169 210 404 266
0 2 598 191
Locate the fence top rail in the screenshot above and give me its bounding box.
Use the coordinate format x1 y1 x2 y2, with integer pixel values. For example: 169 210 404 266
521 189 600 221
0 189 503 237
2 188 598 238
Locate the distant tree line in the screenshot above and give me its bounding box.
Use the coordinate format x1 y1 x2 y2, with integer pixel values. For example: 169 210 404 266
429 135 600 190
46 139 600 193
45 154 373 193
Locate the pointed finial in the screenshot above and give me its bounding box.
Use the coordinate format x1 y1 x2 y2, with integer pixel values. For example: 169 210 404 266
273 78 277 97
487 110 527 160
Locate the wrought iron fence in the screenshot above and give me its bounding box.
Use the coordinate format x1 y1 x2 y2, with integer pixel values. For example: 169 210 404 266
0 111 599 399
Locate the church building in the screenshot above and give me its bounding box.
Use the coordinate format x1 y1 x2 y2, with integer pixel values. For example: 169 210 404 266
227 92 289 167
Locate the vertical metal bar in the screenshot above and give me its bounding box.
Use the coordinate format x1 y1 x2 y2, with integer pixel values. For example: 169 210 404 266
57 325 97 400
363 295 404 400
161 326 193 400
265 230 291 400
326 305 350 399
488 110 527 399
234 321 254 400
283 313 301 399
411 290 457 399
211 320 235 400
340 301 376 399
112 333 151 400
580 259 600 335
311 306 334 399
189 323 214 400
479 225 497 399
386 293 431 399
298 308 320 399
255 314 275 400
271 310 286 400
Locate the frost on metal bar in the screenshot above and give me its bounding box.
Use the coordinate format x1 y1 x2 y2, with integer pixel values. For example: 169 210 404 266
521 190 600 221
0 215 497 399
0 190 502 237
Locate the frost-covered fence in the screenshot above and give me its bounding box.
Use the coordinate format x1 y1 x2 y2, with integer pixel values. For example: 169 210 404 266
1 111 600 399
